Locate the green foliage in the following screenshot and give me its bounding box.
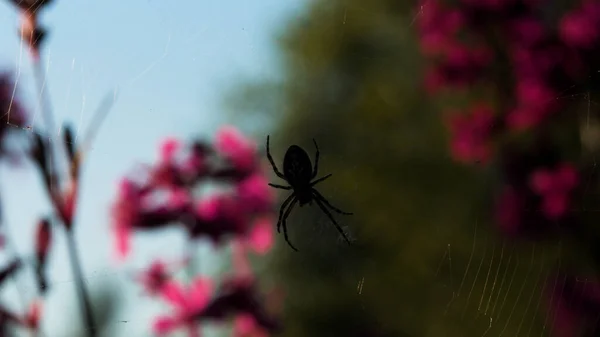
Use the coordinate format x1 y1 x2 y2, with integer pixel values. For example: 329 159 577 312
225 0 564 336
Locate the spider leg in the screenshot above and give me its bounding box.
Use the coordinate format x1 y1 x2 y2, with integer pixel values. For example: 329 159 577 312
312 189 353 215
311 138 319 179
310 173 332 186
314 198 352 245
266 135 286 179
269 183 292 190
281 198 299 251
277 194 296 233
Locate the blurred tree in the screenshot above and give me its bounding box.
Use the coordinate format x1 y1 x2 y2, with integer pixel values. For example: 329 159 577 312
223 0 564 336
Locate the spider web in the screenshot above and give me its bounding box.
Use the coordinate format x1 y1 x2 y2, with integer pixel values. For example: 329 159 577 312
3 2 600 337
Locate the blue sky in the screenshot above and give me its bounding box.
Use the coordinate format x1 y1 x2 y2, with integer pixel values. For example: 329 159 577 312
0 0 304 335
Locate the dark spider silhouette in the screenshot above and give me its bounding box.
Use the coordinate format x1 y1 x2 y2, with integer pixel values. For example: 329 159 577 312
266 135 353 251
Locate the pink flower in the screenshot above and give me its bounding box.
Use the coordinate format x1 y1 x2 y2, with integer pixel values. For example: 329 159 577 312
446 104 495 164
191 193 249 244
237 174 273 213
153 277 213 337
516 78 555 111
559 10 598 48
168 188 191 210
195 193 244 225
181 152 205 177
111 179 142 260
234 313 269 337
417 0 464 56
160 137 181 163
195 194 224 222
215 126 257 172
506 79 557 130
113 223 132 261
137 260 170 295
529 163 578 219
246 217 273 255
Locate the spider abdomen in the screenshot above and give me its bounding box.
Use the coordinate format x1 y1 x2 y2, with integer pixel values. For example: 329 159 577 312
283 145 313 186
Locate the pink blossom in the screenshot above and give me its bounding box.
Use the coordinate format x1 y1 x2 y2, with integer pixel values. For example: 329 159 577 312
111 179 142 260
516 78 555 111
160 137 181 163
506 78 557 130
246 217 273 255
195 194 223 222
153 277 213 337
237 174 273 213
113 223 132 261
234 313 268 337
181 152 205 177
215 126 257 172
559 10 598 48
168 188 191 210
446 104 495 164
137 260 170 295
445 44 492 73
417 0 464 56
195 193 244 225
529 163 578 219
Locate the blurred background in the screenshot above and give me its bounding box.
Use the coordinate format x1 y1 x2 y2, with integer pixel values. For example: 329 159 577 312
0 0 595 336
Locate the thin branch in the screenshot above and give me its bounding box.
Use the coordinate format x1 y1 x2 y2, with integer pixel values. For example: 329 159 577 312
65 230 96 337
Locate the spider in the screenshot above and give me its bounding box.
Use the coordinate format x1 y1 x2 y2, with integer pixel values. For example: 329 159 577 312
266 135 353 251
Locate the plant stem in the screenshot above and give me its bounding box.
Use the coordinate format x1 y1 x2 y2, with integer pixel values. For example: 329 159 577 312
65 230 96 337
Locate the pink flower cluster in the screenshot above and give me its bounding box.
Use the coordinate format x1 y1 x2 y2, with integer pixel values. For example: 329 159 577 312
417 0 586 233
445 104 495 164
494 161 580 237
529 164 578 219
146 272 277 337
112 126 280 336
111 126 274 260
417 2 600 335
417 0 600 164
